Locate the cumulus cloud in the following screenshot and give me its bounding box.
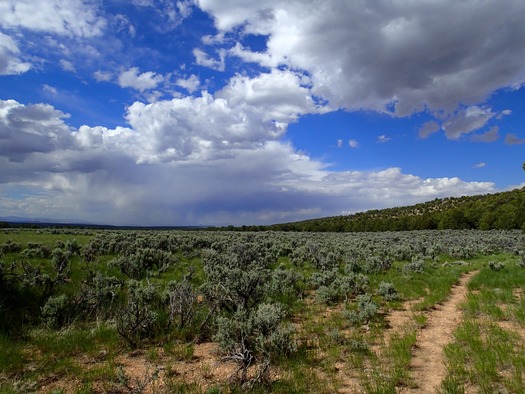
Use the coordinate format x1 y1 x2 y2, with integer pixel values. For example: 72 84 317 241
0 32 31 75
419 120 440 139
0 0 105 37
193 48 225 71
0 94 497 225
198 0 525 117
0 100 73 162
120 70 321 163
93 70 112 82
176 74 200 93
471 126 500 143
442 106 494 140
118 67 164 92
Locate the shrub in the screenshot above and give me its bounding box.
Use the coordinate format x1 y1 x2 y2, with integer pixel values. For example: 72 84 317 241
350 339 370 354
23 243 52 258
362 255 392 274
214 303 295 384
116 280 159 348
41 294 72 328
315 285 339 304
202 246 270 312
110 248 174 279
1 240 22 253
339 272 369 299
377 281 399 301
312 270 369 304
165 279 197 331
263 267 303 304
402 258 425 275
345 294 378 326
488 261 505 271
77 273 122 320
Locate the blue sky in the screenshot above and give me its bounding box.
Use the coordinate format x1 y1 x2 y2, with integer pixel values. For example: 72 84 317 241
0 0 524 226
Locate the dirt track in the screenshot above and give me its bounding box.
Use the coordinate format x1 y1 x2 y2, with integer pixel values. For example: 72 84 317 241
398 270 478 393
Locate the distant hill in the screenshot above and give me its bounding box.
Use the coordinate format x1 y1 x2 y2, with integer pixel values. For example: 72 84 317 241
245 187 525 232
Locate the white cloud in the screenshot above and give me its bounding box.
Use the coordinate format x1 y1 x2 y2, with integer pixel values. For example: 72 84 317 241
0 96 497 225
0 32 31 75
201 33 226 45
93 70 112 82
42 84 57 95
121 70 321 163
0 0 106 37
442 106 494 140
377 135 391 143
474 162 486 169
198 0 525 117
114 14 136 37
337 139 343 148
229 42 273 67
60 59 76 73
177 0 194 18
131 0 194 30
193 48 225 71
118 67 164 92
419 120 441 139
176 74 200 93
499 109 512 118
0 95 494 225
0 100 73 162
216 69 322 124
348 139 359 148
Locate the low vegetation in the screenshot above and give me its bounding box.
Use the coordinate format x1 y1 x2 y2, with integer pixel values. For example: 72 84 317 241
0 228 524 392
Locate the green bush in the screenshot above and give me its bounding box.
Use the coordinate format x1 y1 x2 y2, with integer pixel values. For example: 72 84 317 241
377 281 399 301
402 258 425 275
116 280 159 348
214 303 296 384
41 294 71 328
363 255 392 274
488 261 505 271
345 293 378 326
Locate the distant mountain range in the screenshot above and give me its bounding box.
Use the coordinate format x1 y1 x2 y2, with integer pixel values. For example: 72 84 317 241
0 217 203 230
0 216 78 224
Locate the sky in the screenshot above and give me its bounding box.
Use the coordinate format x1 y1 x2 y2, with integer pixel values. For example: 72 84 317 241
0 0 524 226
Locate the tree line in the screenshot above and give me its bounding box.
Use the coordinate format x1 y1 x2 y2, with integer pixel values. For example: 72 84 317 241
230 187 525 232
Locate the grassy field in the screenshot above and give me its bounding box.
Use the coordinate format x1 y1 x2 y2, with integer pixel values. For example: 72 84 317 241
0 228 524 393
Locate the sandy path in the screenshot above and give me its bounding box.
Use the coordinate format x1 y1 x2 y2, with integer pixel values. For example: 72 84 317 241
399 270 478 393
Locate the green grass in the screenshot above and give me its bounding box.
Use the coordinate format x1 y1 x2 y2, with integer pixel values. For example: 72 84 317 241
0 334 25 374
360 328 417 393
0 229 93 248
369 257 474 312
31 323 120 359
441 260 525 393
